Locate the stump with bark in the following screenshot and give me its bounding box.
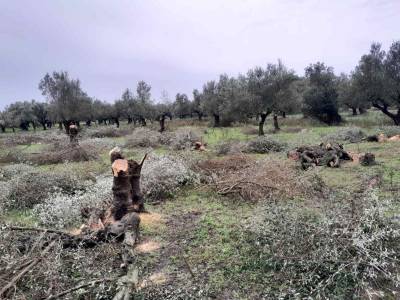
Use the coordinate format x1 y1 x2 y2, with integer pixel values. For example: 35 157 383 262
69 124 79 145
360 153 376 166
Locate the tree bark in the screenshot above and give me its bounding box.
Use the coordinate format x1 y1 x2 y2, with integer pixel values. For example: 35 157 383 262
351 107 358 115
213 114 220 127
159 116 166 132
0 125 5 133
69 124 79 145
372 102 400 125
258 111 270 136
273 114 280 131
115 118 120 128
110 150 146 219
63 120 72 134
128 159 145 212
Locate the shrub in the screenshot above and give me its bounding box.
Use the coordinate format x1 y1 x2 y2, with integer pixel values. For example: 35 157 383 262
26 141 98 165
215 140 245 155
125 128 163 148
79 137 120 151
141 154 199 201
323 127 366 143
1 165 86 210
377 126 400 137
85 126 130 138
33 175 112 228
242 191 400 298
0 163 36 180
1 130 66 146
244 136 286 153
169 128 201 150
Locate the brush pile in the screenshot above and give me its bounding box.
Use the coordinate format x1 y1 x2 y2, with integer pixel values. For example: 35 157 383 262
197 155 318 201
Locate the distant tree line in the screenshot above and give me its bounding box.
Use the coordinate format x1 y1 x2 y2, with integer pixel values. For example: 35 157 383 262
1 40 400 135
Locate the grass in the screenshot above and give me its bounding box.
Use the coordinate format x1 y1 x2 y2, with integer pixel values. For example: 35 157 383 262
0 209 38 226
2 115 400 298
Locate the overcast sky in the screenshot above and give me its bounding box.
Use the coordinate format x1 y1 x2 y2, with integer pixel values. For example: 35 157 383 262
0 0 399 109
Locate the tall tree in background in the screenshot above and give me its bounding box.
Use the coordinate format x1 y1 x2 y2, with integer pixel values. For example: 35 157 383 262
39 71 89 133
135 81 153 125
352 41 400 125
302 62 341 124
337 73 368 115
173 93 192 118
192 89 204 120
248 61 298 135
31 100 50 130
202 80 220 126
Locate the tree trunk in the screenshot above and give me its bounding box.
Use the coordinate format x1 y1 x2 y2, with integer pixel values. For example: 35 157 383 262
110 149 146 219
0 125 5 133
20 122 29 131
128 159 145 212
111 159 131 220
273 114 280 131
258 112 267 136
32 122 36 131
213 114 220 127
372 102 400 125
63 120 72 134
352 107 358 115
86 120 92 127
159 116 166 133
115 118 120 128
69 125 79 145
359 107 366 114
282 111 286 118
41 122 46 131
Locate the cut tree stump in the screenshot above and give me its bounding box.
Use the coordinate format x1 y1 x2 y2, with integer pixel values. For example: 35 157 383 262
360 153 376 166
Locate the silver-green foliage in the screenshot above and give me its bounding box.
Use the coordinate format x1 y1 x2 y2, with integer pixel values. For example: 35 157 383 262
245 191 400 298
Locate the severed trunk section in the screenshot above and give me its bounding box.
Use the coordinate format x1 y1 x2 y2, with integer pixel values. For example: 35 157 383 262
111 159 131 220
69 124 79 145
110 147 146 219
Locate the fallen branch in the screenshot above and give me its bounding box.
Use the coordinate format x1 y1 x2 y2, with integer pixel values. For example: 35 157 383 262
182 255 195 279
44 278 115 300
7 226 70 236
0 240 57 298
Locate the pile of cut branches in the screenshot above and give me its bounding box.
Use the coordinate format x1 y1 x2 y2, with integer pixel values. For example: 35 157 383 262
198 155 317 202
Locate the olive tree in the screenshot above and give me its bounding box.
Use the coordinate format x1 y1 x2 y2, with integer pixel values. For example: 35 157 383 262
173 93 192 118
302 62 342 124
247 61 298 135
352 41 400 125
39 71 90 133
337 73 368 115
192 89 204 120
31 100 50 130
3 101 36 131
